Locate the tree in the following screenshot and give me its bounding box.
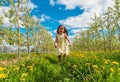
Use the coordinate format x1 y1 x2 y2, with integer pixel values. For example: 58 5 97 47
22 1 32 56
4 0 25 59
34 28 54 53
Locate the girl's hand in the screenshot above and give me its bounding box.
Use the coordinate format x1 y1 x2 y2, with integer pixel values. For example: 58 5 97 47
55 43 58 48
55 45 57 48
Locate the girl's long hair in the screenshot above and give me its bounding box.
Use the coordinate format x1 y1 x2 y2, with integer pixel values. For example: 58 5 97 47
57 25 68 36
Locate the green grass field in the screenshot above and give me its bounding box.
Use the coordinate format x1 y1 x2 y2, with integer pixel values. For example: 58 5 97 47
0 51 120 82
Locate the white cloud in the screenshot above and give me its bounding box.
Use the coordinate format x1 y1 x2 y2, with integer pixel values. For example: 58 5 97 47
54 0 114 11
40 14 51 22
49 0 114 39
50 0 55 6
71 28 88 35
32 15 39 22
0 0 37 28
53 29 57 33
59 12 94 28
46 27 51 30
58 0 114 29
71 29 80 34
18 0 37 10
27 0 37 9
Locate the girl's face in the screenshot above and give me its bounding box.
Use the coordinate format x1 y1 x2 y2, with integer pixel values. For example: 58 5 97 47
58 26 64 34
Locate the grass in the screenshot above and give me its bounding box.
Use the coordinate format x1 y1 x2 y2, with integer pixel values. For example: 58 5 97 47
0 51 120 82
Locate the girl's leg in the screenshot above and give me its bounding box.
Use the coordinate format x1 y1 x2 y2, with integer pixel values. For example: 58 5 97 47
58 55 62 62
63 54 66 60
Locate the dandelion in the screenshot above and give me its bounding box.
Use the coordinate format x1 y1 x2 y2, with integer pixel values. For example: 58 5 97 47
70 52 75 56
104 59 110 64
110 68 114 72
21 73 28 77
100 65 105 70
0 67 6 71
79 54 84 58
112 61 119 65
92 65 98 70
26 57 30 60
72 64 77 69
118 68 120 71
13 66 19 71
0 73 7 79
96 70 101 74
85 63 91 66
20 78 25 82
27 66 33 71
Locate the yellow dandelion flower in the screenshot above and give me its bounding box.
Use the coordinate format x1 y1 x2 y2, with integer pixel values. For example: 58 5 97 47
72 64 77 69
22 73 28 77
92 65 98 70
26 57 30 60
20 78 25 82
118 68 120 71
79 54 84 58
96 70 101 74
85 63 91 66
70 52 74 55
0 73 7 79
104 59 110 64
112 61 119 65
104 61 108 64
100 66 105 70
110 68 114 72
0 67 6 71
13 66 19 70
27 66 33 71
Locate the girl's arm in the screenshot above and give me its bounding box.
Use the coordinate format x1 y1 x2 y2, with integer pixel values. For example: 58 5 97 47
64 34 72 46
54 35 58 48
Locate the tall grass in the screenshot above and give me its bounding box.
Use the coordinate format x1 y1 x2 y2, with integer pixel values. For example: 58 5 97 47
0 51 120 82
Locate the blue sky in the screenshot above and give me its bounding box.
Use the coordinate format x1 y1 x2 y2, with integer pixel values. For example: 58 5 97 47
0 0 114 39
30 0 84 37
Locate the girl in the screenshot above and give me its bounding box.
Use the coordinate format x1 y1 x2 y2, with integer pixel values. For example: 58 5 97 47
54 25 72 62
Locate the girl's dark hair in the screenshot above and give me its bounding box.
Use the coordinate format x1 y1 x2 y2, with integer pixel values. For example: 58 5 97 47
57 25 68 36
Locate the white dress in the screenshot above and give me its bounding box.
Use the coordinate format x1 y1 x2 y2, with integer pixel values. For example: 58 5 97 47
56 33 70 56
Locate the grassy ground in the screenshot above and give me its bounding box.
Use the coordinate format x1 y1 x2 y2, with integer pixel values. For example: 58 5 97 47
0 51 120 82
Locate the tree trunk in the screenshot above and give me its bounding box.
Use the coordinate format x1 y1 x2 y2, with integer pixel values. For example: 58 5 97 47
17 20 20 59
27 28 30 56
102 27 107 52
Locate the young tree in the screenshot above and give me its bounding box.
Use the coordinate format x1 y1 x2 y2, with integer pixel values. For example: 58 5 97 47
4 0 25 59
22 4 32 56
